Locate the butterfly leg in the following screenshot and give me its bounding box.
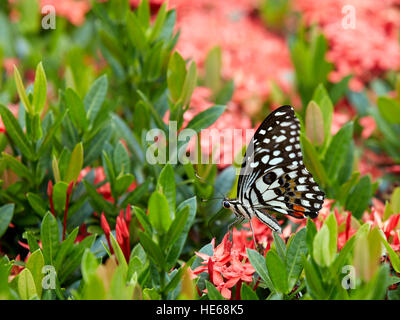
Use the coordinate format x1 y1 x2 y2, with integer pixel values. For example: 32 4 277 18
227 216 245 245
248 218 265 254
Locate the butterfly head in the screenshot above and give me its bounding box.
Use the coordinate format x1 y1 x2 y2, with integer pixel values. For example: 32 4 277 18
222 199 231 209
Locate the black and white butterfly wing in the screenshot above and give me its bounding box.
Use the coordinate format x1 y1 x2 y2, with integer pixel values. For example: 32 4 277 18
237 105 325 230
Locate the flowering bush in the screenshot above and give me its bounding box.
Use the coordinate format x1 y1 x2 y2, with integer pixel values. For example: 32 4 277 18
0 0 399 301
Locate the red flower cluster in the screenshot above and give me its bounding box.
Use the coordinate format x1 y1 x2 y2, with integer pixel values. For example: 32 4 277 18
192 196 400 299
100 207 132 263
294 0 400 91
191 233 256 300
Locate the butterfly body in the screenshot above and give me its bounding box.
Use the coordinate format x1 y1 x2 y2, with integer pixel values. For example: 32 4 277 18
224 105 325 234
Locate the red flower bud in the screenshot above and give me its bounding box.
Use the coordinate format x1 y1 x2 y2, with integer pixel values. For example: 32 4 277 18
125 206 131 227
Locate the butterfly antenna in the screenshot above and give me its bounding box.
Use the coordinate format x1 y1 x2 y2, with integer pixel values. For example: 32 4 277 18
195 171 226 200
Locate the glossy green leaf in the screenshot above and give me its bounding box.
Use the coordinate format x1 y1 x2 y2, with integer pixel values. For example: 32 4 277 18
18 268 37 300
167 52 187 102
246 248 274 291
157 164 175 217
25 249 44 298
65 142 83 183
377 96 400 124
305 101 324 146
84 75 108 122
266 250 288 294
286 228 308 291
313 224 331 267
148 191 171 234
138 231 165 270
323 121 353 182
0 104 34 160
64 88 88 132
32 62 47 113
40 212 59 265
27 193 46 217
345 175 372 219
0 203 14 238
13 66 33 114
241 283 259 300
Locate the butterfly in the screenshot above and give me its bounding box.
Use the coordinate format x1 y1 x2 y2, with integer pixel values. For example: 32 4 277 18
222 105 325 240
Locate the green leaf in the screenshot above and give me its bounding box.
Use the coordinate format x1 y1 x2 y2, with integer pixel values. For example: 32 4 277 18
205 280 224 300
133 205 153 235
126 11 147 52
165 206 189 250
0 104 34 160
84 75 108 123
0 203 14 238
14 66 33 114
241 283 259 300
148 3 167 42
163 256 195 294
305 101 324 146
143 288 161 300
32 62 47 113
114 174 135 196
40 212 59 265
25 249 44 298
323 121 353 181
313 224 331 267
179 61 197 107
52 181 68 214
27 193 47 217
64 88 88 132
83 180 114 215
204 46 222 94
345 175 372 219
286 228 308 291
185 105 225 134
138 231 165 270
246 248 274 291
137 0 150 29
166 197 197 267
303 257 327 299
167 52 187 102
1 153 33 182
306 218 317 255
26 112 42 141
110 233 128 274
337 172 359 205
81 249 100 283
113 141 130 174
390 187 400 214
380 230 400 273
157 164 175 217
215 80 234 105
148 191 171 234
300 134 329 188
377 96 400 124
18 268 37 300
324 213 338 264
65 142 83 183
54 227 79 272
272 232 286 261
24 231 40 253
312 84 333 146
329 75 352 105
266 250 288 294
